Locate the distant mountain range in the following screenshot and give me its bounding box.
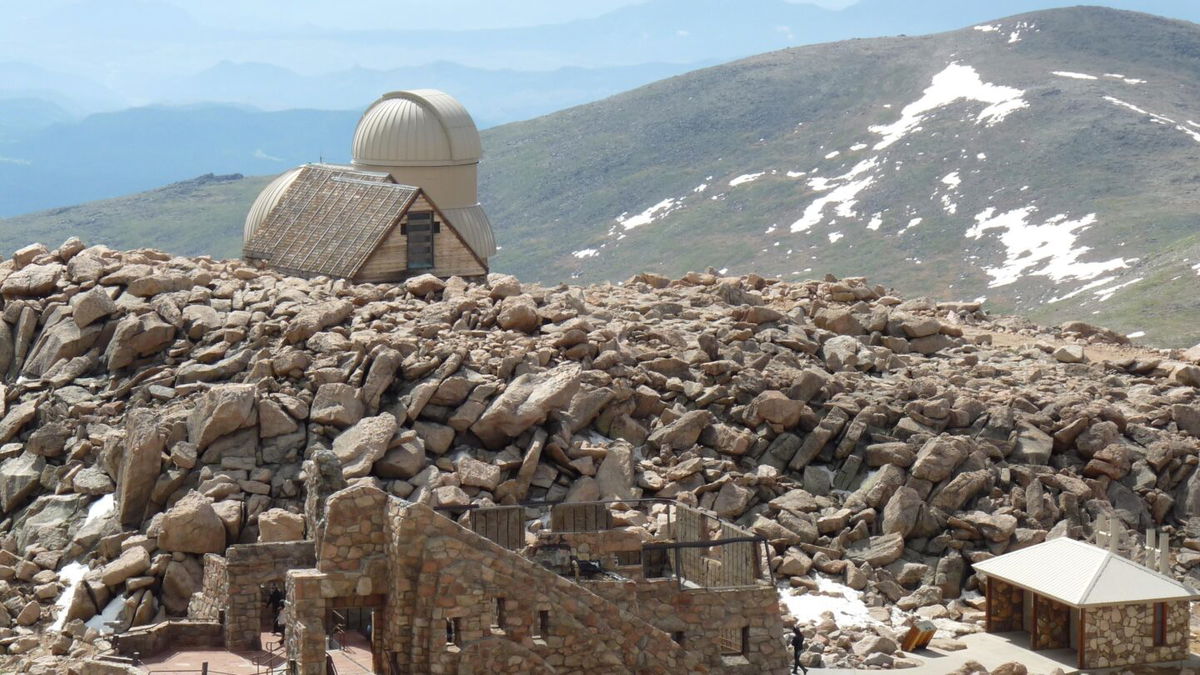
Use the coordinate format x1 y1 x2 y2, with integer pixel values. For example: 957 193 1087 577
2 6 1198 348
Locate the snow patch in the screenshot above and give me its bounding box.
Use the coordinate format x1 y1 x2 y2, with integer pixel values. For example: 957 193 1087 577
765 225 777 235
778 578 879 628
692 183 708 193
900 217 923 234
729 172 765 187
867 213 883 231
49 562 90 632
789 158 879 233
83 494 115 529
973 24 1000 33
785 170 806 178
87 595 126 634
572 249 598 259
1104 73 1146 85
849 143 868 151
824 150 840 159
966 207 1132 288
1048 275 1117 303
941 171 961 188
828 231 843 243
1127 330 1146 339
869 63 1027 150
615 197 680 231
1052 71 1097 80
1096 277 1142 302
1104 96 1200 144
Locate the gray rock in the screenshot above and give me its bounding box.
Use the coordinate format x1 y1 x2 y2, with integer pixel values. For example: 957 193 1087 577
332 413 397 478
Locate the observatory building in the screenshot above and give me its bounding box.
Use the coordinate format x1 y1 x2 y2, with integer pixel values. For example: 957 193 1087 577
242 89 496 281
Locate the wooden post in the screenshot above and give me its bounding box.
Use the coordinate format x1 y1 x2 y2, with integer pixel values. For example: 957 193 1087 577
985 577 993 633
1030 592 1039 649
201 664 208 675
1077 609 1085 669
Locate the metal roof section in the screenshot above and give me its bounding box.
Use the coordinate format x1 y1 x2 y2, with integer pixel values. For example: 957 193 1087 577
244 165 417 279
351 89 483 167
243 167 302 241
440 204 497 258
973 536 1200 607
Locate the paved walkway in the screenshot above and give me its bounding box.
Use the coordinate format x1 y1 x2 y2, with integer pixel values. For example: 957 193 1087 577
809 632 1076 674
138 632 285 674
809 632 1200 674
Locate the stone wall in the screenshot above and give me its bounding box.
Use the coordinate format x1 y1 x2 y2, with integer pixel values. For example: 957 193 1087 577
187 553 227 621
585 578 787 674
378 497 699 675
1031 594 1069 650
222 540 315 648
986 579 1023 632
114 620 223 658
283 486 787 675
1081 600 1190 669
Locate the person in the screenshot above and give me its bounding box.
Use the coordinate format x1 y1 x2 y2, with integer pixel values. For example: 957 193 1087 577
267 586 285 636
791 625 808 674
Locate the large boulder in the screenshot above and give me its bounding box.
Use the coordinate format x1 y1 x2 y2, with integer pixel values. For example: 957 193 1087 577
100 546 150 587
881 486 922 538
2 263 62 297
157 491 227 554
373 430 427 479
471 363 581 449
0 451 45 514
187 384 257 450
594 443 637 500
846 533 906 567
910 437 967 482
311 383 364 428
646 409 714 452
117 411 164 527
283 299 353 344
332 413 398 478
496 295 541 333
258 509 305 543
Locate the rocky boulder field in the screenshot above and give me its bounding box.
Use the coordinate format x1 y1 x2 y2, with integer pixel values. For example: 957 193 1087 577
0 239 1199 673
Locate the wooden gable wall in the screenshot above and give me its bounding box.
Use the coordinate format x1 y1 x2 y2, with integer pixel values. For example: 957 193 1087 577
354 193 488 282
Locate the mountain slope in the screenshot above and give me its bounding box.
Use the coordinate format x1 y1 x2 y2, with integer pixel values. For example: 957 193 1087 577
478 6 1200 346
0 173 270 259
2 6 1198 346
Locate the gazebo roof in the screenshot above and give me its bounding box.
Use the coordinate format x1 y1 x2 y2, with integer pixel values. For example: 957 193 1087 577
973 536 1199 607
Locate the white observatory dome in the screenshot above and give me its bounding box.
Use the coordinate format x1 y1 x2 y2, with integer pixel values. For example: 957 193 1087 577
351 89 483 167
243 167 302 241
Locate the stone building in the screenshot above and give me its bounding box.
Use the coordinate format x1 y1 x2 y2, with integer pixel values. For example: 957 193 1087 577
190 484 788 674
973 536 1199 669
243 89 496 281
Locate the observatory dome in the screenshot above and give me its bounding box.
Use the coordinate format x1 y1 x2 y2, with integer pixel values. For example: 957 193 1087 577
243 167 302 241
351 89 483 167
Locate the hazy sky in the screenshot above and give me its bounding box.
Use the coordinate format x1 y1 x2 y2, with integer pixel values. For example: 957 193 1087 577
169 0 860 31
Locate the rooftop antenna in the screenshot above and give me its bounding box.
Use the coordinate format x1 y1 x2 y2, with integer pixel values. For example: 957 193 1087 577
1095 513 1120 553
1144 527 1171 575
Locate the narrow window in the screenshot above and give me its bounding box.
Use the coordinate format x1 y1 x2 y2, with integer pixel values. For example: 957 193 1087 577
1153 602 1167 646
445 617 461 646
492 598 506 631
533 610 550 639
405 211 436 270
719 626 749 657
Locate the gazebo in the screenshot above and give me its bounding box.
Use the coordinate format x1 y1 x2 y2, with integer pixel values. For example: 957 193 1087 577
973 536 1199 669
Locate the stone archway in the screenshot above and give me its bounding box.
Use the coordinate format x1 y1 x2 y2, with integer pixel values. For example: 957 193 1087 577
456 637 557 675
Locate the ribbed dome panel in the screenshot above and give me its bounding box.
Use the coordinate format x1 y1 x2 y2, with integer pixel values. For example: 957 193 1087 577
243 167 302 241
351 89 482 167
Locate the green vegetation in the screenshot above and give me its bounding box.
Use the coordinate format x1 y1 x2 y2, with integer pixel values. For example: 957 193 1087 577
1 7 1197 346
